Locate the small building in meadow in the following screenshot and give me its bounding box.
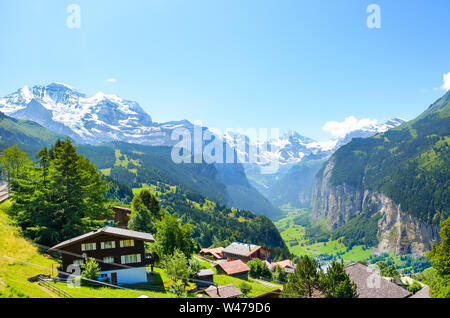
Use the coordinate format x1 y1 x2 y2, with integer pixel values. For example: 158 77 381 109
216 260 250 280
197 269 215 287
49 226 154 285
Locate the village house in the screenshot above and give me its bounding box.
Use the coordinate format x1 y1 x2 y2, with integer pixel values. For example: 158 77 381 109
197 268 215 288
199 247 224 260
110 206 131 227
215 259 250 280
201 284 243 298
48 226 155 285
344 263 412 298
222 242 270 263
270 259 296 274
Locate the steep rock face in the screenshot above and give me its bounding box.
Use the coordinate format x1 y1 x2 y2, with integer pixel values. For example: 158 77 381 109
366 191 440 256
312 159 440 256
312 158 365 228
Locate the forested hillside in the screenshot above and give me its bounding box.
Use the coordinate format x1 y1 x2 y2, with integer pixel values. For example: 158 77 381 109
328 91 449 224
129 182 288 251
0 112 64 155
312 91 450 255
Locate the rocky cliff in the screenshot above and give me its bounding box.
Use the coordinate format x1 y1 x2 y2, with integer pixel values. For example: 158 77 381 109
312 158 441 256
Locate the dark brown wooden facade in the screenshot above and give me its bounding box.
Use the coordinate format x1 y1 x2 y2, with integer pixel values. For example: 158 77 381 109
112 206 131 227
51 231 152 273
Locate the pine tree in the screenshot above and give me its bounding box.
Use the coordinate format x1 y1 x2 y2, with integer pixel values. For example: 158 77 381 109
152 213 193 259
128 189 161 233
281 255 320 298
9 140 110 246
321 261 358 298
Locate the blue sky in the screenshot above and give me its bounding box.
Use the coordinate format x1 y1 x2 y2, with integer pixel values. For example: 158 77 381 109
0 0 449 140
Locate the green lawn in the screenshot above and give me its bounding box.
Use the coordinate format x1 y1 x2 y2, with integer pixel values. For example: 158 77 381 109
0 200 59 298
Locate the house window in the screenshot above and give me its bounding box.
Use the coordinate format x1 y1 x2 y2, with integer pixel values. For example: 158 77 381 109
73 259 84 266
101 241 116 249
119 239 134 248
81 243 96 251
121 254 141 264
103 257 115 264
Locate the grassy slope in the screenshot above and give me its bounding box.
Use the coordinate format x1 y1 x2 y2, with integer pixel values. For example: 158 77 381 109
0 200 58 298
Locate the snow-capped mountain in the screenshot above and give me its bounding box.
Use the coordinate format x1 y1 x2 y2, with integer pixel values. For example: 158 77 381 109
0 83 192 145
0 83 407 164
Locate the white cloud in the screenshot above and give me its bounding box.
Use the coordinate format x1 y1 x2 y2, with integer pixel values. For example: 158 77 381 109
106 78 117 83
441 72 450 91
322 116 378 139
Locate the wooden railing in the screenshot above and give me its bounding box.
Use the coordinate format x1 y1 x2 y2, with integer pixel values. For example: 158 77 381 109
38 277 74 298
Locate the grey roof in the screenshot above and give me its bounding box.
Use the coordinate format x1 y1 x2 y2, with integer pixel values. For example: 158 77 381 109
410 285 430 298
198 269 214 276
222 242 261 257
48 226 155 251
344 263 412 298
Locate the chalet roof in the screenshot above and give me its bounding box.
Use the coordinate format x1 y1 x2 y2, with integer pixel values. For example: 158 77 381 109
48 226 155 251
216 260 250 275
204 284 243 298
344 263 411 298
271 260 295 269
198 269 214 277
111 206 131 213
410 285 430 298
199 247 224 259
222 242 261 257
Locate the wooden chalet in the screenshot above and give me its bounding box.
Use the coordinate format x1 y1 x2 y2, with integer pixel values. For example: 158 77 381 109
215 260 250 280
111 206 131 227
222 242 270 263
49 226 155 285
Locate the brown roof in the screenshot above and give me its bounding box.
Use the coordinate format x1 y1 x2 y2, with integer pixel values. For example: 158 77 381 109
217 260 250 275
204 284 243 298
344 263 411 298
223 242 261 257
199 247 224 259
271 260 295 269
410 285 430 298
48 226 155 251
